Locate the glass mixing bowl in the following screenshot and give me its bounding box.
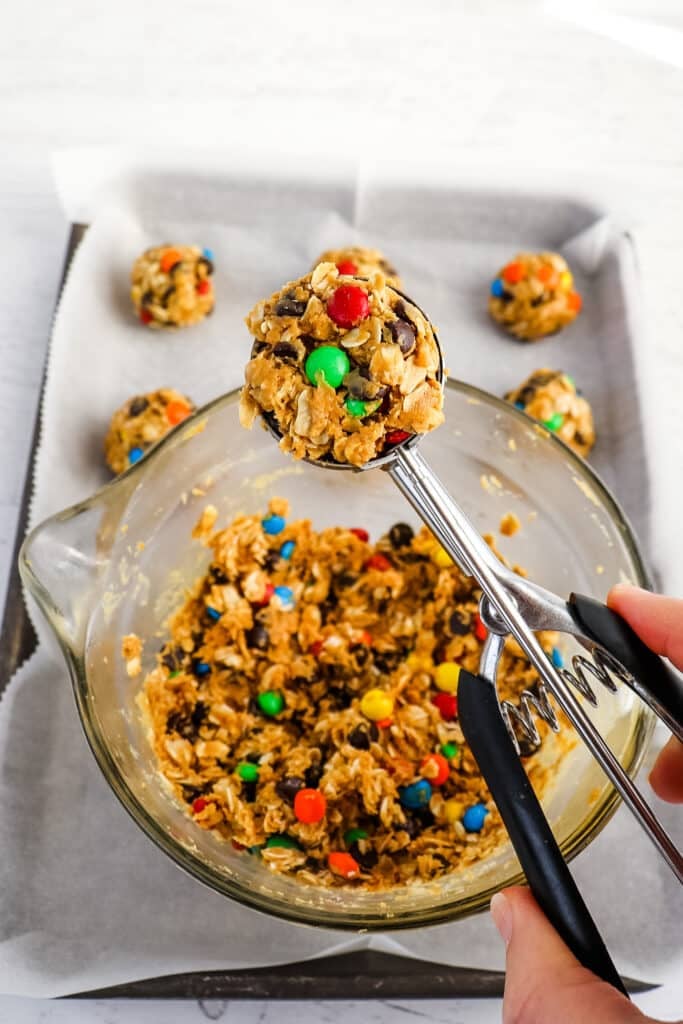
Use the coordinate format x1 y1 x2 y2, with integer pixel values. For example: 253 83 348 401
20 380 653 930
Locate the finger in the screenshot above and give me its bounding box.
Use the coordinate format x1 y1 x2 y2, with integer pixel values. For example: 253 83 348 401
491 887 644 1024
607 585 683 669
649 734 683 803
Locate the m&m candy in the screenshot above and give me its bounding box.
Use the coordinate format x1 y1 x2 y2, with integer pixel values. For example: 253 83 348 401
399 779 432 810
304 345 350 388
463 803 489 833
434 662 461 694
360 688 394 721
327 284 370 328
280 540 296 560
294 788 327 823
274 585 295 611
328 851 361 879
262 514 286 535
420 753 449 786
257 691 284 717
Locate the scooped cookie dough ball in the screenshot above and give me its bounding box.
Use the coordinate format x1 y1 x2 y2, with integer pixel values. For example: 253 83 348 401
240 262 444 467
489 252 582 341
131 245 215 328
314 246 402 289
105 388 196 474
506 369 595 457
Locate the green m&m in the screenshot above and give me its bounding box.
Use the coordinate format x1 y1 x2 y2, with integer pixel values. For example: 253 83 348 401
265 834 300 849
305 345 350 389
543 412 564 432
236 762 259 782
345 397 381 418
344 827 369 846
257 690 285 717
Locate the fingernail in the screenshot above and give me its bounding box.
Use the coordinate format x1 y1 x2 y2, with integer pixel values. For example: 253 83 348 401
490 892 512 946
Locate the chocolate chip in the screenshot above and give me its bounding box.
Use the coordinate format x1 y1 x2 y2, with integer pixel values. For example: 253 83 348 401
166 711 194 739
242 781 258 803
263 550 281 571
500 290 514 303
575 431 586 446
246 752 261 764
399 816 421 839
274 297 307 317
344 368 386 402
448 611 470 636
182 783 210 802
518 386 537 405
390 319 416 356
299 334 319 352
275 775 307 802
392 301 411 322
209 566 228 584
198 257 214 276
530 295 544 308
141 290 153 306
273 341 299 361
379 258 399 277
168 261 182 276
161 285 176 306
305 764 323 788
373 650 402 674
336 572 357 589
128 396 149 417
388 522 414 548
349 842 378 870
348 726 370 750
517 736 541 758
191 701 208 729
304 856 322 873
246 624 270 650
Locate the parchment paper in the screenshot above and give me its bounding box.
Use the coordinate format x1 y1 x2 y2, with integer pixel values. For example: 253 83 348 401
0 151 680 998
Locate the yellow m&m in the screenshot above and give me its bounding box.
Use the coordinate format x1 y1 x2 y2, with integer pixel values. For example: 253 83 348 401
360 688 394 722
444 799 465 825
434 662 461 694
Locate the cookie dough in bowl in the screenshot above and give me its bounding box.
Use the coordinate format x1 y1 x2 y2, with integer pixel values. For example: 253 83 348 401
131 244 215 328
104 388 195 474
137 497 562 890
240 262 444 467
313 246 402 289
489 252 582 341
505 369 595 457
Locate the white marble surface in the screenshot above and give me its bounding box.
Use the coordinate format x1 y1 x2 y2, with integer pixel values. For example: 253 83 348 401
1 1 682 1021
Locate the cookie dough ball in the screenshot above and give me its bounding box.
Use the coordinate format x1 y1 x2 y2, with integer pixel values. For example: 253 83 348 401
131 245 215 328
105 388 195 474
489 252 582 341
240 262 444 467
506 369 595 457
314 246 402 289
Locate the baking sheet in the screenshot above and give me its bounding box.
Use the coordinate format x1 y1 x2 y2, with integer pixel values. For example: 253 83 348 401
1 155 680 999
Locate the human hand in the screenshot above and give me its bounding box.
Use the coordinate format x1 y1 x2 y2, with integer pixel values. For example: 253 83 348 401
490 584 683 1023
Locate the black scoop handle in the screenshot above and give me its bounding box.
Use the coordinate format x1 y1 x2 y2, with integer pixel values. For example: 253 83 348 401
569 594 683 740
458 669 627 996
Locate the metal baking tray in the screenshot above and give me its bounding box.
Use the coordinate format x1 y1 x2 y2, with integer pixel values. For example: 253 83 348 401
0 222 655 999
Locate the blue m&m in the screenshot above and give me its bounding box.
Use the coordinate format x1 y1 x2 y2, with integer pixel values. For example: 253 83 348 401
128 446 144 465
202 248 214 261
399 779 432 810
490 278 505 298
274 585 295 611
206 607 222 622
262 514 286 535
551 647 564 668
280 540 296 560
463 803 489 833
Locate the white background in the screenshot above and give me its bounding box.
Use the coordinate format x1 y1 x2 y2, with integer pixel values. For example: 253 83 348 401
1 1 682 1021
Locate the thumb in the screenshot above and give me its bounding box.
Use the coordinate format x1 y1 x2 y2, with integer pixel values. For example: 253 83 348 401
491 887 645 1024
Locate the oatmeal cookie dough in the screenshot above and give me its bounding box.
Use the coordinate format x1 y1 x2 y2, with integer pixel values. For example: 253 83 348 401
138 498 562 891
105 388 195 474
506 369 595 457
314 246 402 289
240 262 444 467
489 252 582 341
131 245 215 328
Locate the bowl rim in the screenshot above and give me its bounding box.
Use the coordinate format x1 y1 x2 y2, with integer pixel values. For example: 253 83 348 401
20 378 654 930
